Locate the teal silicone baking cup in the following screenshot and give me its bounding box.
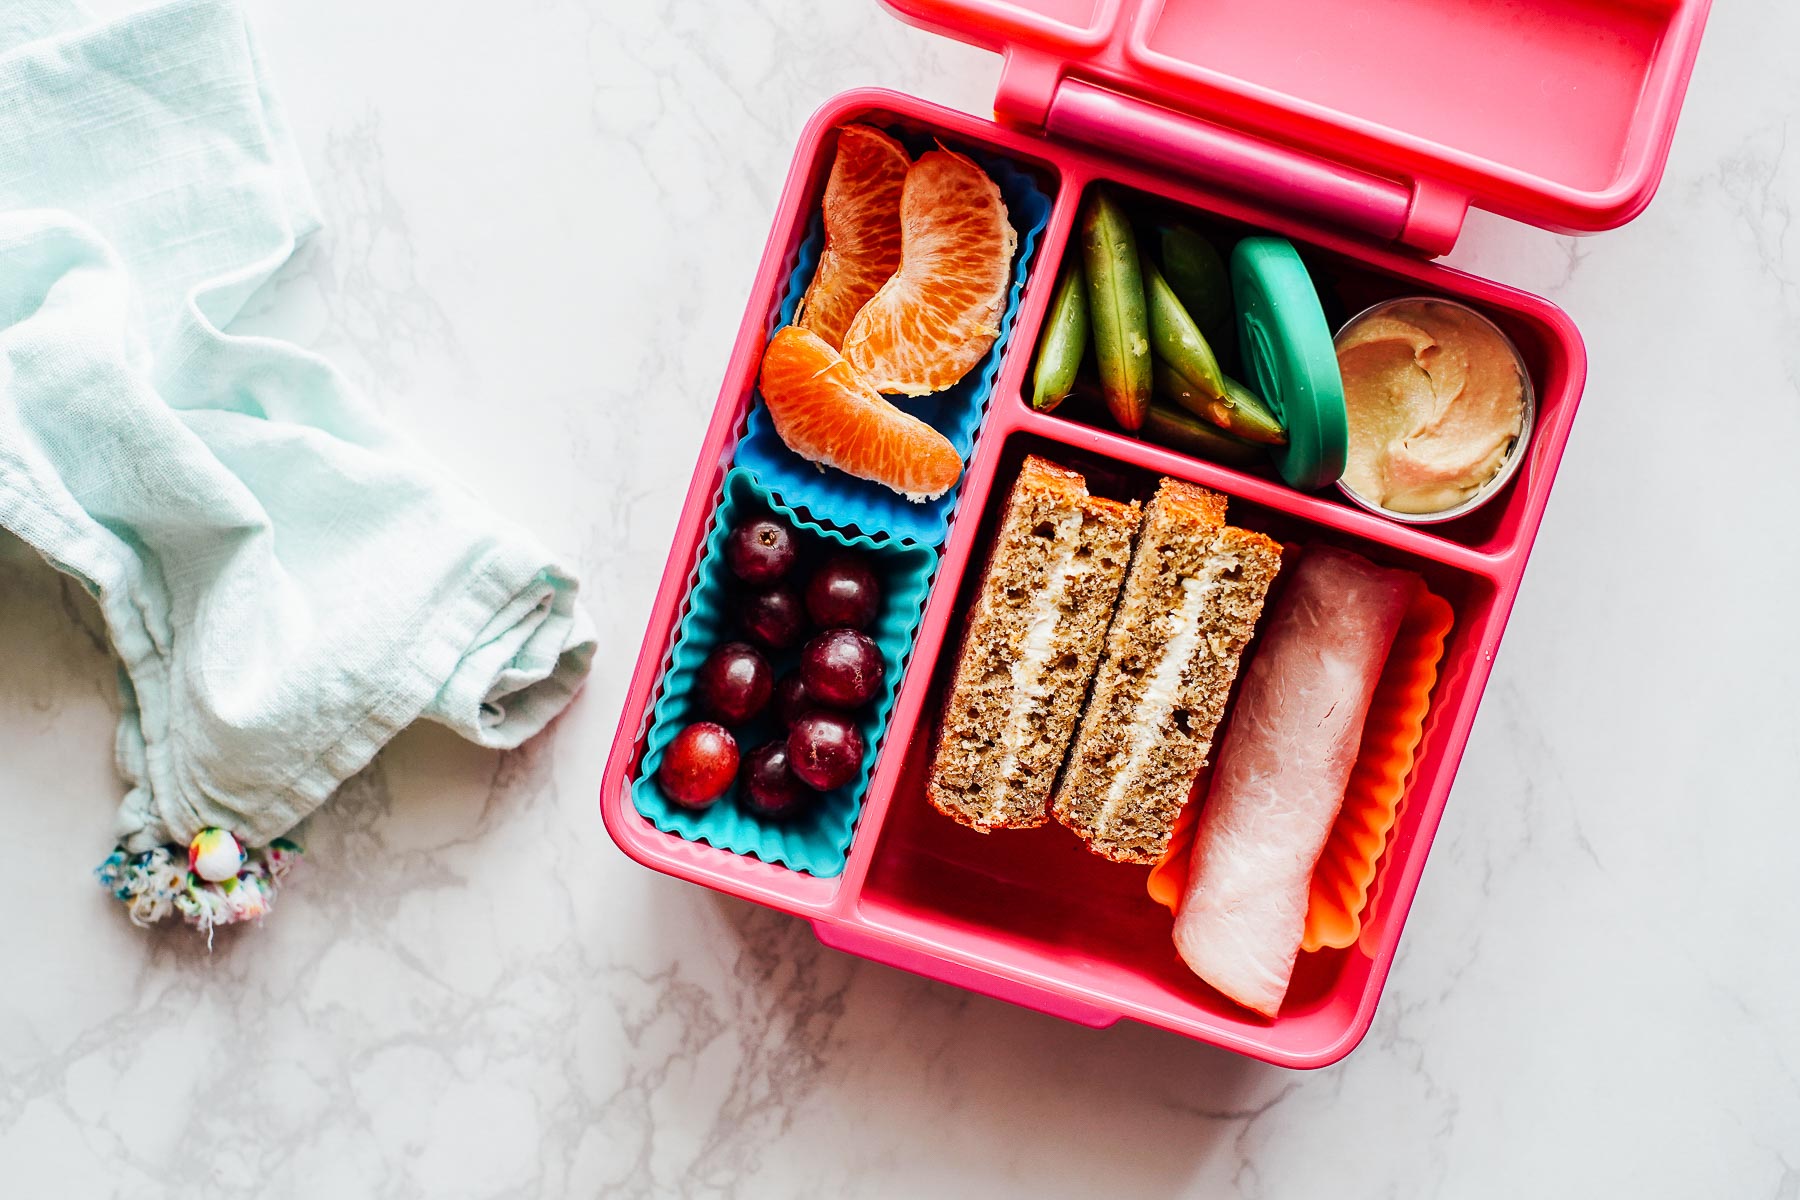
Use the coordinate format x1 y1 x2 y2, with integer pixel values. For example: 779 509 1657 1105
631 468 937 876
734 129 1052 549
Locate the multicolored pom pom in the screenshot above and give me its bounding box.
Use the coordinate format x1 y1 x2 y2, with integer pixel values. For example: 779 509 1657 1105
96 832 304 943
188 827 245 882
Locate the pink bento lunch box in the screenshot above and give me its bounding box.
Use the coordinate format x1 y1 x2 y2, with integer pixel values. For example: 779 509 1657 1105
600 0 1713 1067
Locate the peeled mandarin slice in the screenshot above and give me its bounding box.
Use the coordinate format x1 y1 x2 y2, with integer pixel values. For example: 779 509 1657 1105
796 125 911 351
758 325 963 503
842 148 1017 397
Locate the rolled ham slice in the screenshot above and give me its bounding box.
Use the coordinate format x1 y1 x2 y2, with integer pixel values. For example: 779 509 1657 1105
1173 546 1417 1017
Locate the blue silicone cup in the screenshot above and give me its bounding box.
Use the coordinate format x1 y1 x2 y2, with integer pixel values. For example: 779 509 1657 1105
631 468 937 877
735 128 1052 548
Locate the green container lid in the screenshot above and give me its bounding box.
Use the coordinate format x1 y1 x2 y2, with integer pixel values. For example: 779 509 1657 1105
1230 237 1348 491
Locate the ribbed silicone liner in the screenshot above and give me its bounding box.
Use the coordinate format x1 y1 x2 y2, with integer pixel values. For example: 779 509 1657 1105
630 468 937 877
1302 586 1453 951
1144 580 1452 950
734 128 1052 548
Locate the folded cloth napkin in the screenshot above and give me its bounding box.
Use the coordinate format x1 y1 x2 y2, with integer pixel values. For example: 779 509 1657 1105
0 0 596 932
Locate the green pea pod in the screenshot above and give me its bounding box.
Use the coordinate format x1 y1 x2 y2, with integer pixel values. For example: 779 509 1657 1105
1030 256 1089 412
1158 224 1234 354
1080 190 1151 432
1153 362 1288 446
1144 254 1228 404
1143 401 1268 469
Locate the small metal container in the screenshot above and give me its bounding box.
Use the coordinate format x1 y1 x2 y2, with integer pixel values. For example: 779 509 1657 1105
1333 297 1536 525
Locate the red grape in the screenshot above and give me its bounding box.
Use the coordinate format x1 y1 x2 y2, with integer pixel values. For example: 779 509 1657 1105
772 671 820 730
726 516 797 585
804 554 882 630
786 711 864 791
740 741 815 819
800 628 885 709
696 641 772 724
740 584 807 650
658 722 738 809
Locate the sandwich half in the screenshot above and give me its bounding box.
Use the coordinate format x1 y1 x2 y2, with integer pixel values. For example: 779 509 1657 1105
1052 478 1282 862
927 455 1139 831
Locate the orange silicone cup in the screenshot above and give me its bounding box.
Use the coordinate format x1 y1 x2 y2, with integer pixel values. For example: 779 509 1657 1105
1146 582 1454 953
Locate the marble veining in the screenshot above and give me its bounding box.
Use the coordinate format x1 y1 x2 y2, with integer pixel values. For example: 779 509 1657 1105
2 0 1797 1195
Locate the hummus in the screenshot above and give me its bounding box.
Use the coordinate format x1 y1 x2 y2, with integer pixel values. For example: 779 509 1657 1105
1336 300 1526 515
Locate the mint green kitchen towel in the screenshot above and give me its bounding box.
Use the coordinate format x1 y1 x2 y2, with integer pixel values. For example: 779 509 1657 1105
0 0 596 928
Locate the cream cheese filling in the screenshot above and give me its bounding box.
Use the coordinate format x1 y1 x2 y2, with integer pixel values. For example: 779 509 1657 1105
990 507 1089 790
1094 547 1235 835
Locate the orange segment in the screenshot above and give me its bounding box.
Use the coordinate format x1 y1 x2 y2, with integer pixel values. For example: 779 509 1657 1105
842 148 1017 397
796 125 910 351
757 325 963 502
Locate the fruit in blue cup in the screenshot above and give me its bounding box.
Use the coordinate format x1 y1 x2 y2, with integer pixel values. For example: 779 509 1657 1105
741 741 815 819
696 641 772 724
786 711 864 791
773 670 821 730
725 516 797 585
741 583 807 650
804 552 882 629
659 722 739 810
801 628 884 708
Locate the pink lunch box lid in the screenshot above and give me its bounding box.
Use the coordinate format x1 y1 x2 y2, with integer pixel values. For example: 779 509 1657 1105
881 0 1713 252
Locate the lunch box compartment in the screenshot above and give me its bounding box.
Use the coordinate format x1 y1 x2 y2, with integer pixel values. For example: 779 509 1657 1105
734 118 1056 548
1020 177 1579 558
846 429 1497 1046
620 108 1061 876
630 468 938 877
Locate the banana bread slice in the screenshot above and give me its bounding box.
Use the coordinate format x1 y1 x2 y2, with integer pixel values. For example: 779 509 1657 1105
1053 478 1282 862
926 456 1139 832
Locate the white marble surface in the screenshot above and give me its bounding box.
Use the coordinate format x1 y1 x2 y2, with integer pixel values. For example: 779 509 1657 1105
3 0 1797 1195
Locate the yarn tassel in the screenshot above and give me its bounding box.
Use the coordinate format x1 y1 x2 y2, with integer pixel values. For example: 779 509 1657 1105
96 830 302 945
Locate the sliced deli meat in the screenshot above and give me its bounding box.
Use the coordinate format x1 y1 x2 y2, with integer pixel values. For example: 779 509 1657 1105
1172 546 1417 1017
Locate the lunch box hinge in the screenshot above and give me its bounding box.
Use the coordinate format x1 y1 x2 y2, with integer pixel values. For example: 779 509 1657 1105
1010 73 1467 256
